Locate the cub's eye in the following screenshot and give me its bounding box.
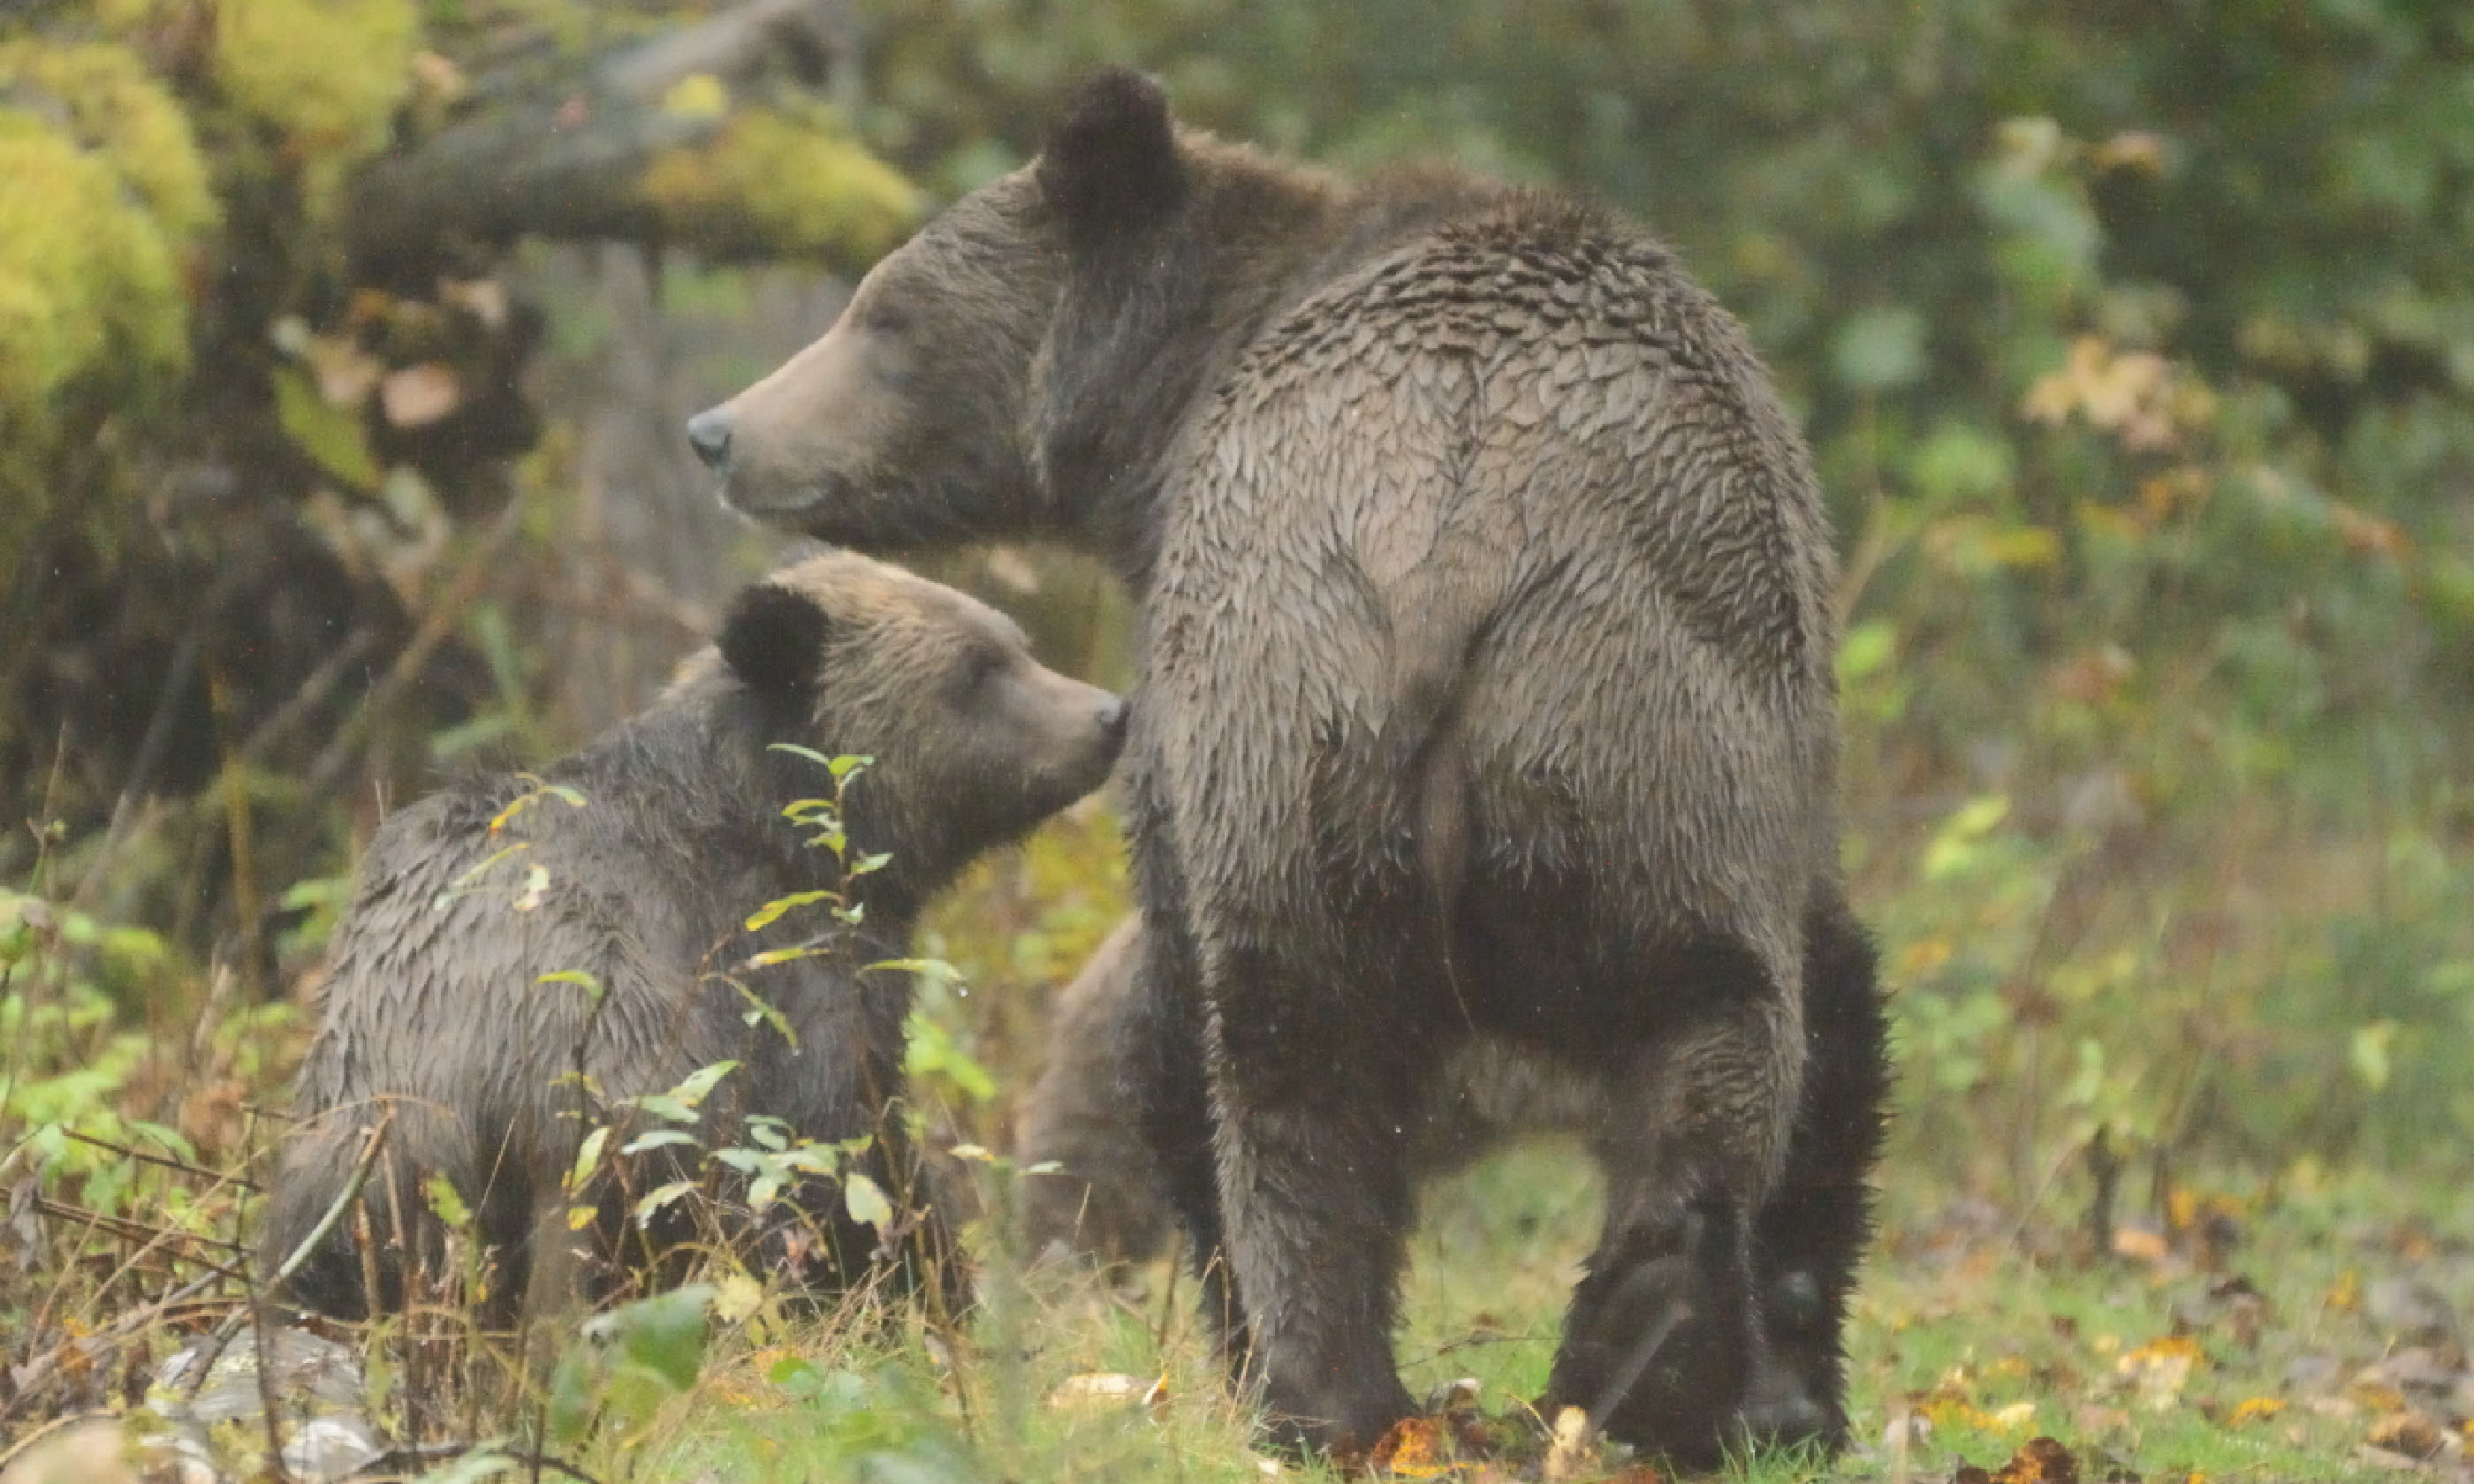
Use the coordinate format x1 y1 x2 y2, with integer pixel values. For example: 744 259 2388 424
864 303 914 337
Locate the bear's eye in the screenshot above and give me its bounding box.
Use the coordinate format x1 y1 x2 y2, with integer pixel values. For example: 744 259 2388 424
960 647 1005 690
863 302 914 337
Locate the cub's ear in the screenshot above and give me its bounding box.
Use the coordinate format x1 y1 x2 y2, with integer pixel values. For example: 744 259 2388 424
718 581 834 696
1037 66 1185 245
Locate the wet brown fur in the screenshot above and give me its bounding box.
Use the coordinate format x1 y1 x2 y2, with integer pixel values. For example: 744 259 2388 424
694 69 1889 1465
261 550 1126 1327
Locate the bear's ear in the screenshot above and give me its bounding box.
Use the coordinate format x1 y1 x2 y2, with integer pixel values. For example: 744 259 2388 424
1037 66 1185 245
718 581 835 697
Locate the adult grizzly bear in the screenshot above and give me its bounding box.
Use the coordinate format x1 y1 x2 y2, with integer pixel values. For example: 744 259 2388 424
687 71 1889 1463
262 550 1127 1325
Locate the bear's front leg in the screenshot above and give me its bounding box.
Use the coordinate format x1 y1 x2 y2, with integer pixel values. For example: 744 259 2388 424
1204 935 1424 1456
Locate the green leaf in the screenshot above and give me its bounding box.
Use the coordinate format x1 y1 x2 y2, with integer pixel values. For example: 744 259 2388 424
867 958 964 988
666 1059 740 1109
1838 619 1896 685
768 743 834 769
1831 305 1926 392
767 1354 819 1389
1922 796 2012 882
745 945 827 970
547 1346 598 1447
568 1127 609 1193
432 843 529 912
424 1173 472 1229
843 1171 893 1229
273 365 381 488
618 1129 701 1156
586 1283 716 1393
538 969 604 1004
2350 1020 2396 1092
632 1180 699 1228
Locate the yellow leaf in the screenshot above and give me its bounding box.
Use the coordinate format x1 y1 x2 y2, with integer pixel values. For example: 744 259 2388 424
2117 1335 2203 1409
2110 1227 2169 1263
1896 937 1954 978
1983 524 2061 568
660 72 729 120
2229 1397 2286 1426
2092 131 2167 175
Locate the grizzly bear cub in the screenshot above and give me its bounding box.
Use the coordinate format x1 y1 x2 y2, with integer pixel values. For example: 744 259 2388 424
261 549 1127 1325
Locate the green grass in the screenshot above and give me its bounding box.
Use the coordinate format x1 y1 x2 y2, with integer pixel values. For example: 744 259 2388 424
530 1150 2467 1484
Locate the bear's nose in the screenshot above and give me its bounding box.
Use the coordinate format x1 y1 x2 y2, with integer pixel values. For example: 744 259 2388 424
1097 696 1129 740
686 408 734 470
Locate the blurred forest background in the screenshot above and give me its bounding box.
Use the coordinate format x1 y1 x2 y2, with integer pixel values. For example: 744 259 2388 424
4 0 2472 1276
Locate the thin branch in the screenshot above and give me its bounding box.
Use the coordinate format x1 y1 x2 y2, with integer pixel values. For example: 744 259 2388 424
27 1196 250 1259
185 1110 396 1400
302 497 529 804
344 0 862 269
237 627 377 767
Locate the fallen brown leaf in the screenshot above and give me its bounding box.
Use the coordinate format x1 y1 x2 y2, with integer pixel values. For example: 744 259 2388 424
1365 1416 1456 1478
2367 1410 2448 1461
1992 1435 2080 1484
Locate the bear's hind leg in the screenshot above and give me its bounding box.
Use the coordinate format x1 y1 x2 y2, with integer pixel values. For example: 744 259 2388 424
1550 935 1805 1469
1742 890 1889 1450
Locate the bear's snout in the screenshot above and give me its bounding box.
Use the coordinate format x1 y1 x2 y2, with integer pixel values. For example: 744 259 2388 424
686 407 733 470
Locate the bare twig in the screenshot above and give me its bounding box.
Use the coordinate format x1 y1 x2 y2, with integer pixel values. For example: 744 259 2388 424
0 1280 237 1425
71 569 244 911
265 1112 396 1299
186 1110 396 1400
302 498 530 804
26 1196 249 1260
249 1274 296 1484
344 0 864 269
1583 1296 1689 1435
237 628 376 767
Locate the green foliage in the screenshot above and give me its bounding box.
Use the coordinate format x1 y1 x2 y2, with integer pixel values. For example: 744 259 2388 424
641 102 924 264
209 0 420 174
550 1283 719 1446
0 37 208 473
